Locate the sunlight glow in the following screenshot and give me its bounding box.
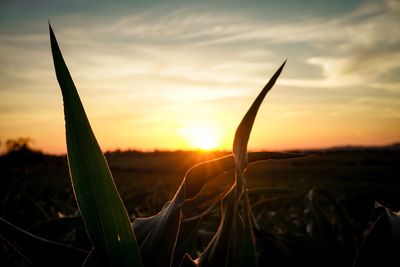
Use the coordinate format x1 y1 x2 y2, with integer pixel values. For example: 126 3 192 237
180 123 221 150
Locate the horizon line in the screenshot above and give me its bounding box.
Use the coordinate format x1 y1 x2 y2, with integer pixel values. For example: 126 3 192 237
3 142 398 157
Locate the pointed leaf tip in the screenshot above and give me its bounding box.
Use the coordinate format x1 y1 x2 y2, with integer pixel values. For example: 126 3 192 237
49 26 142 267
233 61 286 171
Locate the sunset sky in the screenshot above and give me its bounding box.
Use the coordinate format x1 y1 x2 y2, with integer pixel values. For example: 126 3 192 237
1 0 399 154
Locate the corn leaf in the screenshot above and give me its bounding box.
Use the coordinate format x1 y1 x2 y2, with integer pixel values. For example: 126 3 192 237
233 61 286 172
198 186 244 267
235 61 286 267
240 192 258 267
132 150 298 266
49 24 142 267
198 61 286 267
0 217 88 266
173 216 204 267
133 190 183 267
131 155 212 267
185 151 303 199
180 254 197 267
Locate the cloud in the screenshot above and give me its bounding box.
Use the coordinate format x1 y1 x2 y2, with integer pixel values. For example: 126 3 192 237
0 0 398 100
297 1 400 89
65 1 399 91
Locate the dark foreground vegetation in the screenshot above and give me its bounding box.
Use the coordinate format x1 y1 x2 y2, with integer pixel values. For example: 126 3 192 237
1 144 399 266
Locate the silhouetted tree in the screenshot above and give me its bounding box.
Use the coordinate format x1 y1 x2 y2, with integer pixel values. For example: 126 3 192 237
1 137 44 168
5 137 34 154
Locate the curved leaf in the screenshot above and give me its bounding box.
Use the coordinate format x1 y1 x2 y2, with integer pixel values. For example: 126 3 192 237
240 192 258 267
133 193 182 267
198 187 244 267
49 24 142 267
198 61 286 267
132 150 298 266
173 216 204 267
185 151 304 199
233 61 286 172
0 217 88 266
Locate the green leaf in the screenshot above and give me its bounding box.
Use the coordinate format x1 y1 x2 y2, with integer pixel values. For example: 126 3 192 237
49 23 142 267
235 61 286 267
132 150 298 266
198 187 244 267
184 151 303 199
240 192 258 267
0 217 88 266
198 61 286 267
173 216 204 267
133 194 182 267
233 61 286 173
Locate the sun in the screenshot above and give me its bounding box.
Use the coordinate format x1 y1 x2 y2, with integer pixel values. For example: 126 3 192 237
180 123 221 150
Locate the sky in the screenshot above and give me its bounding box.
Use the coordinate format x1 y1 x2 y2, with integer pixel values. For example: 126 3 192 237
0 0 399 154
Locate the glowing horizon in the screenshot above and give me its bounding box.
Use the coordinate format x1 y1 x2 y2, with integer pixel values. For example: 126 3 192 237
1 1 399 155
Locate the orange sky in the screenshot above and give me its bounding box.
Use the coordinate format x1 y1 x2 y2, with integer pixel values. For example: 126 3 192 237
1 0 399 154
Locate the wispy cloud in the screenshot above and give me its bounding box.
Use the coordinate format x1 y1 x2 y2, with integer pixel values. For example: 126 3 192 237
0 0 399 152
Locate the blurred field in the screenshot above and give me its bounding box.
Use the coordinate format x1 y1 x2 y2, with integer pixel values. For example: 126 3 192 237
0 146 399 264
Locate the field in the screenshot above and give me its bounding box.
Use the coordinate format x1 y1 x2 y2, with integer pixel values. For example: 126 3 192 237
1 146 399 266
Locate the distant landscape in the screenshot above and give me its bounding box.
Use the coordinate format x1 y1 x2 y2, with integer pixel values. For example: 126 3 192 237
1 141 399 265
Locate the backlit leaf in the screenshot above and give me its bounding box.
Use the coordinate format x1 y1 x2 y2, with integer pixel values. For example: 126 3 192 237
133 190 183 267
233 61 286 172
49 23 142 267
132 150 298 266
198 61 286 267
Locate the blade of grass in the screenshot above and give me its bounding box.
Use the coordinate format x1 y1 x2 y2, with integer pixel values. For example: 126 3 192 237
49 23 142 267
28 215 85 244
0 217 88 266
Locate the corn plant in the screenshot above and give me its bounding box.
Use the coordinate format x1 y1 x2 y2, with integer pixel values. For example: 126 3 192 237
1 23 399 267
47 22 286 267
